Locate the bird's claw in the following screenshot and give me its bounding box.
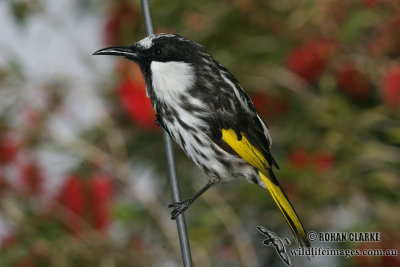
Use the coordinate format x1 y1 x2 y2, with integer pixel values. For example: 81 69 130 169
168 200 192 220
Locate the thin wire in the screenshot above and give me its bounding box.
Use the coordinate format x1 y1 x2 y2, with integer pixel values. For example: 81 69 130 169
139 1 193 266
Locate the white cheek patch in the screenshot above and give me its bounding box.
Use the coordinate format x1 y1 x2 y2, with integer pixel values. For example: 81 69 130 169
150 61 195 103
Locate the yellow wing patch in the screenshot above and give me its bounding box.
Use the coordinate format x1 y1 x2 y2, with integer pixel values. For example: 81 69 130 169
220 128 310 247
220 128 270 174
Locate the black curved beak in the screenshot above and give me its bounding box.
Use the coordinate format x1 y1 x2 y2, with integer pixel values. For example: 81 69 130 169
93 46 139 60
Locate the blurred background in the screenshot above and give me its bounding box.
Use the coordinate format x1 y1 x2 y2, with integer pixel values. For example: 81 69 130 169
0 0 399 266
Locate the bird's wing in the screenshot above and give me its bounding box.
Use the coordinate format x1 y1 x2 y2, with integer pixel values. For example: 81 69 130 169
205 71 310 248
205 73 279 169
218 128 310 248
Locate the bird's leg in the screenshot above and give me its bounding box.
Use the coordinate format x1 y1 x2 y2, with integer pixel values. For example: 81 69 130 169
168 178 218 220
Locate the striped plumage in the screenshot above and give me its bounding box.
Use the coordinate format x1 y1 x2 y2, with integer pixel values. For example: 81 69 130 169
94 33 310 248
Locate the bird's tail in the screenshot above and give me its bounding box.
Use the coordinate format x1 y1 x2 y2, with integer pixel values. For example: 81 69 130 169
259 171 310 248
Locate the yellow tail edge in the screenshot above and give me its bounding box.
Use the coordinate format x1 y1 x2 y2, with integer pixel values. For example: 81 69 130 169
259 172 310 248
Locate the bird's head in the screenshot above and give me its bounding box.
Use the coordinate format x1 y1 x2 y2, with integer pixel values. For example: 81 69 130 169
93 33 205 67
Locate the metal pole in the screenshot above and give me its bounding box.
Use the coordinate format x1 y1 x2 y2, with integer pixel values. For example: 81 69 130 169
139 1 193 266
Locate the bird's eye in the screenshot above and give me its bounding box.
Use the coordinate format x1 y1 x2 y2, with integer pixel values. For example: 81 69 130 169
154 49 163 55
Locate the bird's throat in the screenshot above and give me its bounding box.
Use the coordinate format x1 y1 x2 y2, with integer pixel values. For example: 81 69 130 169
150 61 195 104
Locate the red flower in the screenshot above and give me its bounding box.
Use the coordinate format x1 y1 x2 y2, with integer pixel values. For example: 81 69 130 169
287 39 336 83
19 161 43 195
59 175 86 233
289 149 334 172
288 149 310 169
382 65 400 109
369 18 400 57
117 65 158 130
363 0 379 7
313 151 334 172
0 134 18 165
251 91 289 122
89 174 113 233
336 64 372 100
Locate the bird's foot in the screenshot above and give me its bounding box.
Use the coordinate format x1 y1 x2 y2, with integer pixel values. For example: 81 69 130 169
168 199 193 220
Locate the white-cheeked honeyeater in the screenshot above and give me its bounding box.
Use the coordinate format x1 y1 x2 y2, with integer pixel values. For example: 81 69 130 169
94 34 310 248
